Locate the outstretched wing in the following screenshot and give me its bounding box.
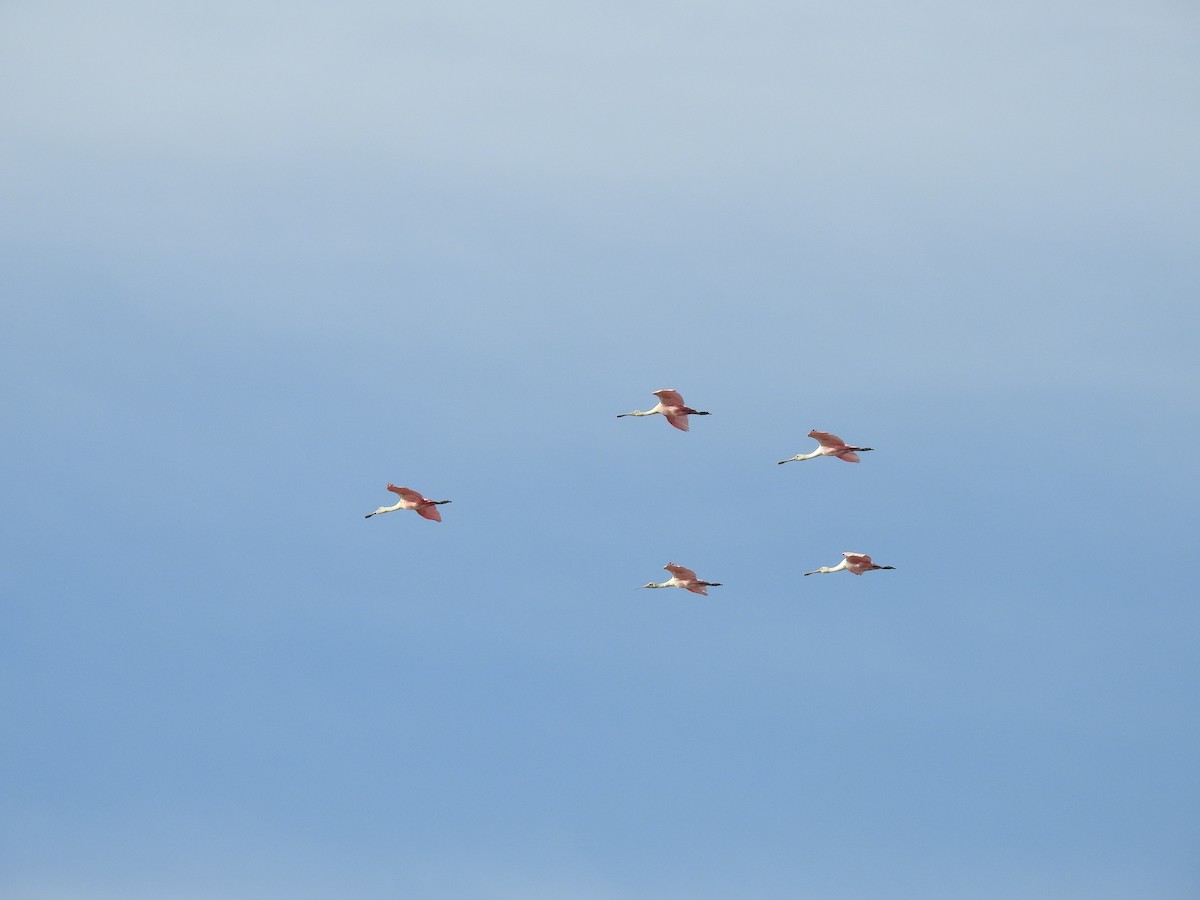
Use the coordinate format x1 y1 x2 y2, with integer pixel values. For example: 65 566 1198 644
808 430 848 449
416 504 443 522
684 584 709 595
387 485 425 504
653 389 685 407
836 450 862 463
665 413 690 432
843 553 873 568
664 562 699 581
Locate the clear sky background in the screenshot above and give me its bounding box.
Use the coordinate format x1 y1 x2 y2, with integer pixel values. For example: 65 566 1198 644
3 1 1198 897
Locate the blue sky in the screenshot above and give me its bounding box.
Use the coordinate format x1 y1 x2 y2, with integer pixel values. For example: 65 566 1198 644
3 1 1199 897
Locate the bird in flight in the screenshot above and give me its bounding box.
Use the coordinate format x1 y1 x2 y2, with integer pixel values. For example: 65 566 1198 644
803 552 895 576
365 485 452 521
618 389 711 432
779 430 874 464
638 562 722 595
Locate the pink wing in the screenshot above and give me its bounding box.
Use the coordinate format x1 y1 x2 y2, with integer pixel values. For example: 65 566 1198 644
416 504 443 522
843 553 873 567
652 389 686 407
685 584 709 595
809 430 848 449
665 563 699 581
387 485 425 504
836 450 861 463
665 413 690 432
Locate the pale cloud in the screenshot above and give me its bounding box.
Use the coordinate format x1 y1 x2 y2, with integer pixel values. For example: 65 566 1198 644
4 0 1197 193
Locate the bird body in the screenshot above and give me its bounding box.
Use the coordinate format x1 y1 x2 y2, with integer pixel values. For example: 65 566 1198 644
639 562 722 595
803 552 895 576
779 430 874 464
618 388 710 432
365 484 452 521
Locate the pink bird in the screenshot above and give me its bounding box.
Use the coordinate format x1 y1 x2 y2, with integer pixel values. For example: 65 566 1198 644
364 484 452 521
779 430 874 464
803 552 896 576
617 388 711 432
638 562 722 595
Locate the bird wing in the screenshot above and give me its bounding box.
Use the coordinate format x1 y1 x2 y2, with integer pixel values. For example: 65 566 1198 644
684 584 709 595
809 430 847 448
843 553 873 567
664 563 699 581
387 485 425 503
416 504 443 522
836 450 862 463
665 413 690 431
652 389 685 407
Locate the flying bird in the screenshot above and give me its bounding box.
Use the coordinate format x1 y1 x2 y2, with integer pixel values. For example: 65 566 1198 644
779 430 874 464
803 552 896 576
618 389 710 432
365 485 452 521
638 562 722 595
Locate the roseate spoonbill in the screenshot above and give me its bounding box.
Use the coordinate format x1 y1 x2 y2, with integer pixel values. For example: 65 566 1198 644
779 430 874 464
617 389 710 432
803 552 896 576
364 485 452 521
638 562 722 595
